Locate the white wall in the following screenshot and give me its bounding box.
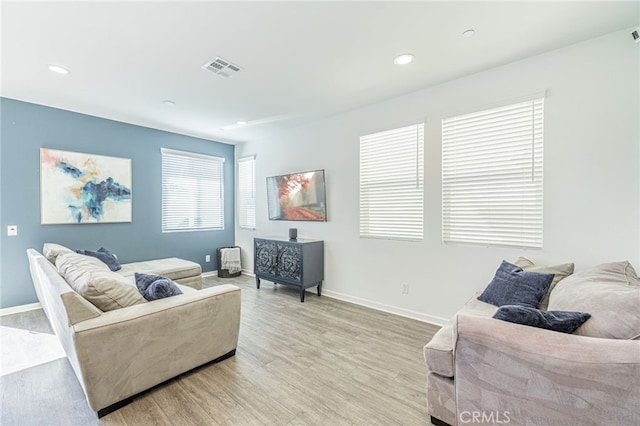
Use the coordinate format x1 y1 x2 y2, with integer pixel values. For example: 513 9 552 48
235 28 640 325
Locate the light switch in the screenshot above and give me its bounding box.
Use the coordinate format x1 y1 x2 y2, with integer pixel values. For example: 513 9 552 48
7 225 18 236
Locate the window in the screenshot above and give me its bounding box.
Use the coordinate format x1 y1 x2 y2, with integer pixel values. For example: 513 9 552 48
442 97 544 248
161 148 224 232
359 123 424 241
237 156 256 229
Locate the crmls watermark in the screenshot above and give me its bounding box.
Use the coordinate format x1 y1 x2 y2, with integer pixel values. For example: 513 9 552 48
459 411 511 424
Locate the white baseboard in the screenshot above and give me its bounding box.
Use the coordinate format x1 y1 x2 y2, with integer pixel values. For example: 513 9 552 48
0 302 42 317
321 290 447 327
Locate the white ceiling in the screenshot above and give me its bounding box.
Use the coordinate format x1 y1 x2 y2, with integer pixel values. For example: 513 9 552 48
2 1 638 145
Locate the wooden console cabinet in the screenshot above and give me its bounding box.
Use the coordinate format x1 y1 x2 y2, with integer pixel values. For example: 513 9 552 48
254 237 324 302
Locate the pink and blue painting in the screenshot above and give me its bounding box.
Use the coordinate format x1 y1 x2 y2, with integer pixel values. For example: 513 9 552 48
40 148 132 224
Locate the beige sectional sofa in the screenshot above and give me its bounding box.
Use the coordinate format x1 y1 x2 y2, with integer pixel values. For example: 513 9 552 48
27 244 241 417
424 260 640 426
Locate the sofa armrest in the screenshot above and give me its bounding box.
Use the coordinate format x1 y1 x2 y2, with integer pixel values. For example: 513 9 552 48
71 285 241 411
453 314 640 426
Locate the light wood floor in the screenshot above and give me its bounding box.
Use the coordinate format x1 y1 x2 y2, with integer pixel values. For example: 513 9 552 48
1 274 439 425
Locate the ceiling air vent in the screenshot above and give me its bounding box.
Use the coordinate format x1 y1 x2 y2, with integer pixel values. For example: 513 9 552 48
202 57 242 78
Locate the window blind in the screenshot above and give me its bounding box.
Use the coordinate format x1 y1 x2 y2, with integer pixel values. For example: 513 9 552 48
161 148 224 232
360 123 424 241
238 156 256 229
442 98 544 248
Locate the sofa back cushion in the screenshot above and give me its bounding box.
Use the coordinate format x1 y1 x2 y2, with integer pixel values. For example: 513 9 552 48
56 253 147 312
43 243 74 264
548 261 640 339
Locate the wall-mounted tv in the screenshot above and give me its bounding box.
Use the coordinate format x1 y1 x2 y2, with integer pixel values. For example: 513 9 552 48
267 169 327 222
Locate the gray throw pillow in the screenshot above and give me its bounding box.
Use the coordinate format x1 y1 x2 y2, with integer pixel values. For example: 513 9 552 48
134 273 183 301
478 260 554 308
493 305 591 334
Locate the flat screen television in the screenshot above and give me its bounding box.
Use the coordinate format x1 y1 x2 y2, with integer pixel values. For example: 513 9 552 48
267 169 327 222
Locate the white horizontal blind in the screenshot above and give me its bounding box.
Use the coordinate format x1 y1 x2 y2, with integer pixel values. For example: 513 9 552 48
238 156 256 229
161 148 224 232
360 123 424 241
442 98 544 248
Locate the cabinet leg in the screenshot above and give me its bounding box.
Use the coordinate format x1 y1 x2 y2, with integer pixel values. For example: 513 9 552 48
300 288 305 303
317 281 322 297
256 276 261 289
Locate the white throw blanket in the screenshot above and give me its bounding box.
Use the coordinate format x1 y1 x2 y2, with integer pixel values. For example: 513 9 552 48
220 247 241 273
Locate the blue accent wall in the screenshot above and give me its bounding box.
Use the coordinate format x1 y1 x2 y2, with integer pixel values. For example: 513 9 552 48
0 98 235 309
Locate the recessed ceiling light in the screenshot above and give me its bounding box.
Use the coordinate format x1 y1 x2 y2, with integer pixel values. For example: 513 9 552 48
47 65 69 75
236 120 247 125
162 100 175 106
393 53 414 65
462 29 476 38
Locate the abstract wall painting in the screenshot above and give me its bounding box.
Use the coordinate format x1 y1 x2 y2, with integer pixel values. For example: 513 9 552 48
40 148 132 224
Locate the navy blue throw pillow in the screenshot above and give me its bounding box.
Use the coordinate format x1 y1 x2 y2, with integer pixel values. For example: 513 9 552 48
478 261 554 308
134 273 183 301
493 305 591 334
76 247 121 271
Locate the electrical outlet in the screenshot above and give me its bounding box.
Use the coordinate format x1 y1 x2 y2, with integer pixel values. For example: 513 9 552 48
401 282 409 294
205 255 211 262
7 225 17 236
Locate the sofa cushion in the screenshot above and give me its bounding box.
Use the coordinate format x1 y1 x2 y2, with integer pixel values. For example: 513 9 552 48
56 253 147 312
493 305 591 334
134 273 183 301
548 261 640 339
478 261 554 308
43 243 74 264
76 247 122 271
176 283 197 295
424 295 497 378
514 257 574 310
116 257 201 282
173 274 202 290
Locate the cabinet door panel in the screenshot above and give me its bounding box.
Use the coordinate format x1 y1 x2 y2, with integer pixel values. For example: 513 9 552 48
255 240 277 275
276 244 301 282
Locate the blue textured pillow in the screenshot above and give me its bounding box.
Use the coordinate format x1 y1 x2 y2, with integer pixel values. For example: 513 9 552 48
478 260 554 308
134 273 183 301
134 272 164 293
76 247 121 271
493 305 591 334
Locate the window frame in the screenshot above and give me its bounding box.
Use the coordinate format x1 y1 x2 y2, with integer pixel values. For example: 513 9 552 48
237 155 256 230
441 95 545 248
359 123 425 242
161 147 225 233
